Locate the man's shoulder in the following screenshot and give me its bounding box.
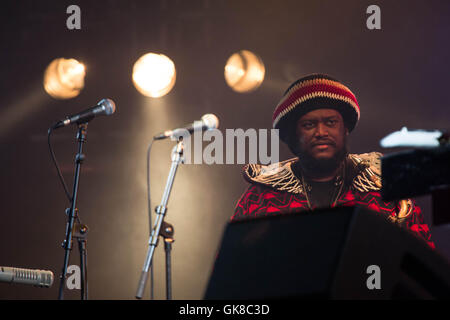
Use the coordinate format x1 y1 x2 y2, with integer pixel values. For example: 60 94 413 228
348 152 383 192
242 158 305 194
241 151 384 194
349 152 382 174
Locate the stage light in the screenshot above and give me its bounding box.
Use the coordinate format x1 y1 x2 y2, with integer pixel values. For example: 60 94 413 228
43 58 85 99
132 53 176 98
224 50 265 93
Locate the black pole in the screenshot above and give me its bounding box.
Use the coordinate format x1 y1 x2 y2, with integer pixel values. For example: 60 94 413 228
164 240 172 300
76 223 88 300
161 221 174 300
79 238 88 300
58 123 88 300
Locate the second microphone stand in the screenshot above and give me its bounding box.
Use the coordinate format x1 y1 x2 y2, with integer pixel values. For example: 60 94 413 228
57 123 89 300
136 138 184 299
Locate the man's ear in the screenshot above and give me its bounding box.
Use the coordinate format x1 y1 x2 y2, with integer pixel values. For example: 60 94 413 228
345 128 349 136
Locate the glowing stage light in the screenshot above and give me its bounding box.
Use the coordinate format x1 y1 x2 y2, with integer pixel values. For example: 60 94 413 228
132 53 176 98
43 58 85 99
224 50 265 93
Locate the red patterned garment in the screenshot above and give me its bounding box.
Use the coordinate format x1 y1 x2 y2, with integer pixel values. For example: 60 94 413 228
232 154 435 250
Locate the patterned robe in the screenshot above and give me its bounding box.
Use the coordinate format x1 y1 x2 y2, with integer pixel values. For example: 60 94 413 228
232 153 435 249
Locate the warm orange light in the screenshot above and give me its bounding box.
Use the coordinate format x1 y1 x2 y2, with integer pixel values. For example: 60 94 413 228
43 58 85 99
132 53 176 98
224 50 265 93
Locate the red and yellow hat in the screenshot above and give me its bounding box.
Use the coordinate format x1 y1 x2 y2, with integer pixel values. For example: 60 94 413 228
272 74 360 143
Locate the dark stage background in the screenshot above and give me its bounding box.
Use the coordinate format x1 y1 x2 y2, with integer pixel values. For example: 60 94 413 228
0 0 449 299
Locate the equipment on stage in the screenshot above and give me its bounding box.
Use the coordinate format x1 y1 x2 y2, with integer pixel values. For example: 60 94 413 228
380 128 450 225
0 267 54 288
204 206 450 299
380 127 444 148
153 113 219 140
47 98 116 300
136 114 219 300
51 98 116 129
381 146 450 200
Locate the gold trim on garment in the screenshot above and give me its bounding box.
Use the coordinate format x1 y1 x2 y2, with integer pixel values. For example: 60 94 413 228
243 153 383 194
243 152 413 220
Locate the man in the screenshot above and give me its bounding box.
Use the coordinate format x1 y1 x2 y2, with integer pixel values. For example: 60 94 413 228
232 74 435 249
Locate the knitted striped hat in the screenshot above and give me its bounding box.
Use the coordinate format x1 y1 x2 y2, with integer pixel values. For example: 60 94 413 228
273 74 360 143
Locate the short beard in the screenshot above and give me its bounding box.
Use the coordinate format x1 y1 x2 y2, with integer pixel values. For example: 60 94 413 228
292 142 348 180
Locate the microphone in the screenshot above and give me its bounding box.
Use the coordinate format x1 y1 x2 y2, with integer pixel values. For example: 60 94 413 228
0 266 54 288
153 113 219 140
52 98 116 129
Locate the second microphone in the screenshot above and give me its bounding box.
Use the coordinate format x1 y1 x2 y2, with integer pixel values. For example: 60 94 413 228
153 114 219 140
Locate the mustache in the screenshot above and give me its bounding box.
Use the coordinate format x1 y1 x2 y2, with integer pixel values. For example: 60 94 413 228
311 139 336 146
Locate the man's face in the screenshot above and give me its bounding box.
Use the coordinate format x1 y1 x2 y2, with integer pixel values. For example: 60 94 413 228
295 108 348 161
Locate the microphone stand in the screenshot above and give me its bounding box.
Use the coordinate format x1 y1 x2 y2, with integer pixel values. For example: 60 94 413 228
58 123 89 300
136 139 183 299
